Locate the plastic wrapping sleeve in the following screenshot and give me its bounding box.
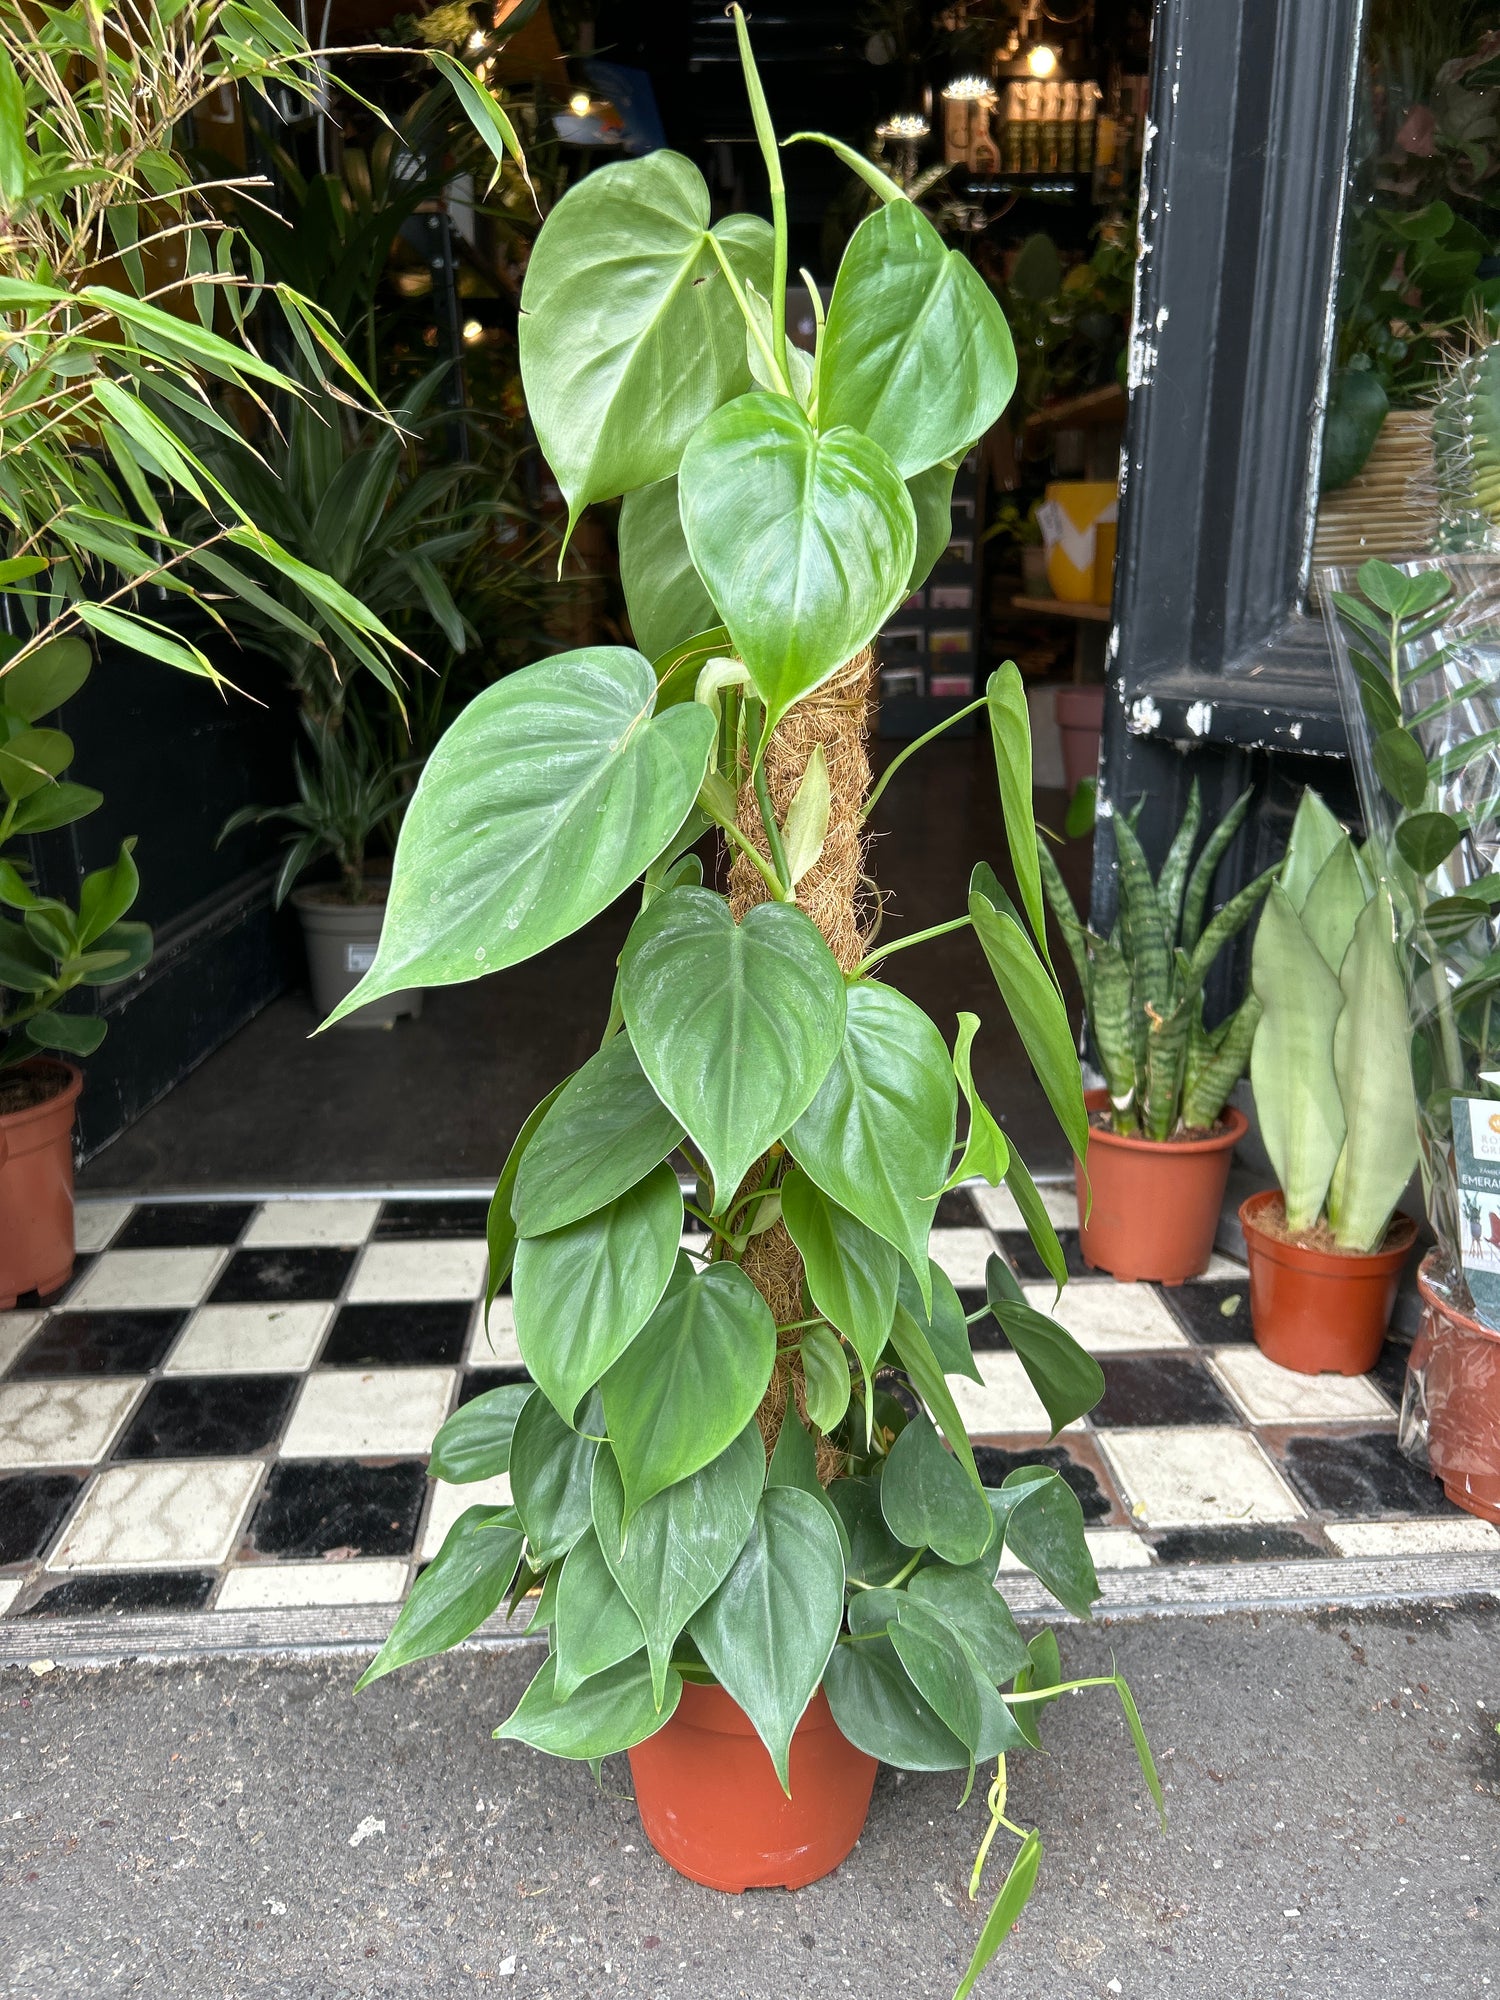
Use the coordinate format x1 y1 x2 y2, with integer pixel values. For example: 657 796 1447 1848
1401 1249 1500 1524
1323 558 1500 1322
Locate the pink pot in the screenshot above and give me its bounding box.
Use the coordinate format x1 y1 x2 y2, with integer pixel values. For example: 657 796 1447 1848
1056 684 1105 793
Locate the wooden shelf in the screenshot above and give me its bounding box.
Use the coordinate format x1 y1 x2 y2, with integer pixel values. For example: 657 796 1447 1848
1022 383 1127 439
1010 593 1113 623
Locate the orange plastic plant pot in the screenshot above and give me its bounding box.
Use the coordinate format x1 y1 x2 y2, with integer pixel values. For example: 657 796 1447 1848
1412 1252 1500 1523
1239 1189 1415 1377
0 1061 82 1310
1074 1089 1245 1286
626 1682 878 1893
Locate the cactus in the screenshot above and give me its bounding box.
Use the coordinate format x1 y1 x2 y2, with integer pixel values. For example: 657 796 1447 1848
1432 338 1500 553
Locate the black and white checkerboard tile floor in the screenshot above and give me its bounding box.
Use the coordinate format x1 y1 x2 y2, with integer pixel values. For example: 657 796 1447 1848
1 1184 1496 1627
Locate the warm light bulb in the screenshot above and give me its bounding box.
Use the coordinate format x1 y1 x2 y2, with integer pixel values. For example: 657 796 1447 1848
568 91 592 116
462 319 484 344
1027 42 1058 78
943 74 993 101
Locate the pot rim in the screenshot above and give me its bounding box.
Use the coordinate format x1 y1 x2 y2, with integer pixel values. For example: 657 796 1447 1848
290 881 389 913
670 1680 839 1737
0 1058 82 1133
1082 1089 1247 1156
1239 1189 1417 1274
1415 1248 1500 1344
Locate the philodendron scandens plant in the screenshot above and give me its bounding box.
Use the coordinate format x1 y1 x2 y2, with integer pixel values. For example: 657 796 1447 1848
344 13 1159 1978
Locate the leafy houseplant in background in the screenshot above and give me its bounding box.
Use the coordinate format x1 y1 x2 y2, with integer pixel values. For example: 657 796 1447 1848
1037 782 1275 1284
344 12 1161 1982
1243 789 1418 1376
1327 554 1500 1521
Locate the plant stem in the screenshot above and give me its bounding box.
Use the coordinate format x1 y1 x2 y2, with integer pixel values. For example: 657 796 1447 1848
855 915 971 977
705 231 788 395
753 748 792 890
860 697 988 825
731 5 790 390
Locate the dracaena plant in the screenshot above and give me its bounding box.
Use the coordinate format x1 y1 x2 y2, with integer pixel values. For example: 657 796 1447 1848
347 12 1160 1981
1037 782 1276 1139
1249 788 1417 1252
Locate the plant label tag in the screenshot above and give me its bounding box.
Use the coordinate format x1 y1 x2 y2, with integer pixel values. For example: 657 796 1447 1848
346 944 377 974
1452 1096 1500 1328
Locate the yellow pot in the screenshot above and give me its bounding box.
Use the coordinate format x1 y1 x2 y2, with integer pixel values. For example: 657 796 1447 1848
1041 480 1118 604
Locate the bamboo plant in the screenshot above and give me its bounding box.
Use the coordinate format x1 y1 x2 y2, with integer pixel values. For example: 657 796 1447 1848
1037 781 1276 1138
347 11 1159 1981
1249 788 1417 1250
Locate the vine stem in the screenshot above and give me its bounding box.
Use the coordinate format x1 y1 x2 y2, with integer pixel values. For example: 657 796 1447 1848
861 697 989 825
732 5 791 390
856 915 971 977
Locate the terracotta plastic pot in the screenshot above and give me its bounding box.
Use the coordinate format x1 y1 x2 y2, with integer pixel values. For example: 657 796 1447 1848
1239 1190 1415 1377
627 1682 877 1893
1411 1253 1500 1524
1055 683 1105 793
1075 1089 1245 1285
0 1060 82 1310
292 884 422 1030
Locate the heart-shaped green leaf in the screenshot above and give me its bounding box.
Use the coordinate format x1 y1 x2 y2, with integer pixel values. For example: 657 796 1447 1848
818 199 1017 479
678 390 916 732
984 1254 1103 1435
990 1466 1099 1620
508 1391 599 1566
881 1412 995 1565
428 1383 533 1484
620 888 847 1207
788 980 955 1310
592 1427 763 1707
601 1261 776 1516
948 1013 1010 1188
355 1505 523 1691
326 648 715 1021
800 1323 852 1432
618 476 718 661
512 1036 683 1237
906 455 963 594
485 1083 565 1313
688 1487 847 1791
0 636 90 724
906 1562 1031 1685
552 1526 647 1702
1395 809 1463 874
519 149 772 534
780 1165 898 1410
823 1631 969 1771
895 1259 980 1383
495 1651 680 1759
512 1162 683 1425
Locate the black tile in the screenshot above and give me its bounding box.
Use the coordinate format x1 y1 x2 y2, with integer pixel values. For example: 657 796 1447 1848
996 1230 1093 1282
208 1247 356 1304
1149 1524 1333 1566
1370 1338 1412 1412
9 1311 186 1378
374 1199 490 1240
1278 1431 1451 1518
20 1570 215 1618
114 1202 255 1249
970 1442 1113 1523
1092 1355 1238 1428
1158 1278 1254 1345
111 1377 297 1460
933 1190 982 1228
321 1302 472 1368
460 1367 532 1403
957 1290 1007 1350
14 1253 96 1311
248 1459 428 1558
0 1472 82 1564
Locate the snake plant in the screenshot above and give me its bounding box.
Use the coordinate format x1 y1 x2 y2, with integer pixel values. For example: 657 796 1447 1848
1432 338 1500 555
1037 783 1275 1139
1249 789 1417 1252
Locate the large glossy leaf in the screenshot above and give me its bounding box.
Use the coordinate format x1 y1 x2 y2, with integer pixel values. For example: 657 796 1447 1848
788 981 955 1310
881 1413 994 1566
824 1632 969 1771
428 1384 532 1484
969 882 1089 1163
518 149 772 534
689 1487 846 1791
896 1259 980 1384
355 1506 522 1690
0 635 91 723
508 1391 599 1567
485 1083 564 1311
600 1261 776 1516
552 1526 647 1701
990 1466 1099 1620
618 476 718 661
678 390 916 733
984 1254 1103 1436
495 1651 680 1759
829 1475 911 1584
592 1428 763 1707
780 1165 898 1406
511 1163 683 1424
906 1563 1031 1685
906 455 962 594
818 199 1017 479
620 888 846 1207
511 1035 683 1237
326 649 715 1020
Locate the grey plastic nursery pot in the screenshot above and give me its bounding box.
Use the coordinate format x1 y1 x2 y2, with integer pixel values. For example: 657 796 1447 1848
292 886 422 1030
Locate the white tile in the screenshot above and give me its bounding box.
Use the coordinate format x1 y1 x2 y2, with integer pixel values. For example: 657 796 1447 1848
280 1367 456 1458
1325 1518 1500 1558
0 1311 42 1377
929 1228 998 1289
949 1353 1080 1437
347 1241 488 1304
1209 1347 1393 1426
0 1577 23 1616
50 1460 262 1568
242 1199 381 1250
1084 1527 1155 1570
465 1296 522 1369
216 1559 409 1610
1024 1281 1189 1353
972 1181 1078 1233
72 1201 133 1253
164 1302 332 1375
1097 1427 1304 1528
67 1248 224 1311
0 1379 143 1469
420 1474 514 1561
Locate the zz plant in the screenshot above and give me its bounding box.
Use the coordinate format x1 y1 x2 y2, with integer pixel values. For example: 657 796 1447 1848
351 12 1158 1977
